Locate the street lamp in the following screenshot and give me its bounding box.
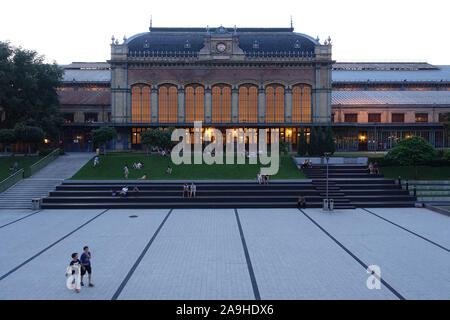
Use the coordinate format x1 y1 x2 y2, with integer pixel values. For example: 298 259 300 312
323 152 331 210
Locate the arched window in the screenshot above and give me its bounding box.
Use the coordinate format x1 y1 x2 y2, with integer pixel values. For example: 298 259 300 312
212 84 231 123
265 84 284 123
131 84 151 123
158 84 178 123
185 84 204 122
292 84 312 122
238 84 258 123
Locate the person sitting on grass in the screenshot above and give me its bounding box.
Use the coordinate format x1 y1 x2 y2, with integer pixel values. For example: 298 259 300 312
298 195 306 208
119 186 129 197
139 173 148 180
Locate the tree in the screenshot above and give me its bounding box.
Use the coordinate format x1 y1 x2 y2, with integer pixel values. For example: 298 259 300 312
14 125 45 154
0 41 63 138
141 128 174 156
92 127 117 155
385 136 438 179
442 112 450 140
323 126 336 154
308 127 320 156
0 129 16 152
296 127 307 156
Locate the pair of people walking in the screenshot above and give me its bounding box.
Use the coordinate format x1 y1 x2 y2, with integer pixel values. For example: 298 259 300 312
65 246 94 293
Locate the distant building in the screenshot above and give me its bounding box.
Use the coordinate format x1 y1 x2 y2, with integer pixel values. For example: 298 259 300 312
59 25 450 152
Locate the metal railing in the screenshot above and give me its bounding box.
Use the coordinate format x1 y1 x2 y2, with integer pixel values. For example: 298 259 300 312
30 148 60 176
0 168 24 193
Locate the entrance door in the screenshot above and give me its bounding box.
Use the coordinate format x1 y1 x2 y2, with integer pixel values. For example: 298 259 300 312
358 131 368 151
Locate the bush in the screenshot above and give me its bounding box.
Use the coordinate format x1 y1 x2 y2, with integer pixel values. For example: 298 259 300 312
38 148 54 156
443 149 450 161
59 149 65 155
385 136 438 166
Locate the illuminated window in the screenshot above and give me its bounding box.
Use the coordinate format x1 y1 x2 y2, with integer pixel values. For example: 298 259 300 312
158 84 178 123
238 85 258 123
392 113 405 123
265 84 284 123
131 128 149 144
368 113 381 123
292 84 311 122
212 84 231 123
415 113 428 123
131 84 151 123
344 113 358 123
185 84 204 122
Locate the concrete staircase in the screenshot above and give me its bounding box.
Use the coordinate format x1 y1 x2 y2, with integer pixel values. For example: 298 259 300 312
0 152 94 209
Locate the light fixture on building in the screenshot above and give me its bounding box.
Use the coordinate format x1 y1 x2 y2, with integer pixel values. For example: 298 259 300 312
44 138 50 144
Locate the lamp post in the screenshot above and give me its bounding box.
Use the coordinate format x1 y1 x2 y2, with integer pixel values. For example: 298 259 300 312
324 152 331 210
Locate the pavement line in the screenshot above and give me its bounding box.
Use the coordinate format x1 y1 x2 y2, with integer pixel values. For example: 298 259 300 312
111 209 173 300
361 208 449 253
298 208 406 300
234 209 261 300
0 209 109 282
0 210 42 230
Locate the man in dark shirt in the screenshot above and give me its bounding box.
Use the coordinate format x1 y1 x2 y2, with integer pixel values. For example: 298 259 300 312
80 246 94 287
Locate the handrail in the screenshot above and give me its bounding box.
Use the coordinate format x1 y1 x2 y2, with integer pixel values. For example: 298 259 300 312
0 168 24 193
30 148 60 176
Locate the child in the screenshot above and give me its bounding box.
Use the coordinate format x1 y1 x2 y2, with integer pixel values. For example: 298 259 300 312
65 253 82 293
80 246 94 287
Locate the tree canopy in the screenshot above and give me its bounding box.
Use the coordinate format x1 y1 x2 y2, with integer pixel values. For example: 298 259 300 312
92 127 117 154
141 128 174 150
0 41 63 138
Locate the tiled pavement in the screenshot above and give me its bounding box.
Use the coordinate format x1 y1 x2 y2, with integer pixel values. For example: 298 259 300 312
0 207 448 300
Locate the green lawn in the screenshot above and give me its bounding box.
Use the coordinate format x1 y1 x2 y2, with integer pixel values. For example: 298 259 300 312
380 166 450 180
70 153 306 180
0 156 43 181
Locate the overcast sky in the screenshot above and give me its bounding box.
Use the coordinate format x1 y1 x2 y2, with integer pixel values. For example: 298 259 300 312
1 0 449 65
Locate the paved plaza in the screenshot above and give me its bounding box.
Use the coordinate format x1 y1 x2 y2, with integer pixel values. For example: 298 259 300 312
0 207 448 300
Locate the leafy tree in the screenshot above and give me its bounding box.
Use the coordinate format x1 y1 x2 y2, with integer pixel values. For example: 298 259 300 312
0 41 63 138
385 136 438 179
323 126 336 154
296 127 307 156
141 128 174 156
92 127 117 155
14 125 45 154
442 112 450 139
0 129 16 152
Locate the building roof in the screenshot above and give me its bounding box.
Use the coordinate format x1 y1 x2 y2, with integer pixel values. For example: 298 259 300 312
126 26 317 58
333 62 437 71
332 90 450 106
332 65 450 83
58 88 110 105
62 62 110 70
62 69 111 83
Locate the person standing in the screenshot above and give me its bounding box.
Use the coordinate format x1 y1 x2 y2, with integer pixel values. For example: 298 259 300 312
124 165 129 179
80 246 94 287
183 183 188 197
191 183 197 198
257 172 262 184
65 253 82 293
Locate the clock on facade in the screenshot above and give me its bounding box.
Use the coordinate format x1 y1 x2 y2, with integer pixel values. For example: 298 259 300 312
216 43 226 53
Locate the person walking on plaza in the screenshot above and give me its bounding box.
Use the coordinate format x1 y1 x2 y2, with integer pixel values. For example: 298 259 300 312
124 165 129 179
65 253 82 293
80 246 94 287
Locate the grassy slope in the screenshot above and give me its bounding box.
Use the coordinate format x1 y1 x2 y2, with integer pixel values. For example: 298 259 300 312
0 156 43 181
380 166 450 180
70 153 306 180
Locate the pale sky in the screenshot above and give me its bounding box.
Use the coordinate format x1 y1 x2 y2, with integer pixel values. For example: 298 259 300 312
1 0 449 65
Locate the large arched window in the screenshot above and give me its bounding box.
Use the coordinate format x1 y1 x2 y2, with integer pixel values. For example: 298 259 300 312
131 84 151 123
292 84 312 122
212 84 231 123
265 84 284 123
158 84 178 123
185 84 204 122
238 84 258 123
